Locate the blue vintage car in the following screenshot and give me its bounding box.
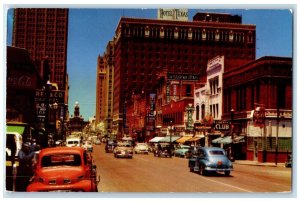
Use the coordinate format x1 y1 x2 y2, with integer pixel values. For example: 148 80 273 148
174 145 191 158
188 147 233 176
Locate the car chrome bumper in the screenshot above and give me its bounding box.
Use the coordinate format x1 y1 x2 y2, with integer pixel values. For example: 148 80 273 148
26 180 97 192
205 167 233 172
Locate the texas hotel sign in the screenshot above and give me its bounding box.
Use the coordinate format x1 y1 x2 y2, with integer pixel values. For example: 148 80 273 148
157 9 188 21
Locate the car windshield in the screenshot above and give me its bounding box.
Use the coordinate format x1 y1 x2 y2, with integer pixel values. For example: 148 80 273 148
118 143 131 147
68 141 79 144
209 150 225 156
41 154 81 167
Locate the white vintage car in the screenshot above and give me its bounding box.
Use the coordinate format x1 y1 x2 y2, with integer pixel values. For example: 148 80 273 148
113 142 133 158
134 143 149 154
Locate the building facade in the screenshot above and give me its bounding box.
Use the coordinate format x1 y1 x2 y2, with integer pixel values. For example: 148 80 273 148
222 56 292 163
12 8 69 92
6 46 43 124
109 11 256 137
155 70 198 138
96 41 115 136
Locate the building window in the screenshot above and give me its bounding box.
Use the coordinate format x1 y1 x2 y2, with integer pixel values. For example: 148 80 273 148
201 104 205 119
196 105 200 120
186 84 192 96
277 82 286 108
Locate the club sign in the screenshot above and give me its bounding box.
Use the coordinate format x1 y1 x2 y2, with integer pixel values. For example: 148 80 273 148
214 120 230 131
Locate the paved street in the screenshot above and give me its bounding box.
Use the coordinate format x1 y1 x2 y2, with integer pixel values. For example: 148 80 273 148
91 144 292 193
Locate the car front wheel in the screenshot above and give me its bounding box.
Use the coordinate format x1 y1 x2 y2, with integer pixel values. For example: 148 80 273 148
225 171 230 176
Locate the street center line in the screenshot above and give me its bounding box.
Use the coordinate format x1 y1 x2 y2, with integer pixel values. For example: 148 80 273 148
201 177 253 192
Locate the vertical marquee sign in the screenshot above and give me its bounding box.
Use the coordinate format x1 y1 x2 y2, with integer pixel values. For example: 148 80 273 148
34 89 65 124
185 104 194 131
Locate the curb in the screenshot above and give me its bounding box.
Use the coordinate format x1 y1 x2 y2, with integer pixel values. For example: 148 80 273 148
233 161 286 167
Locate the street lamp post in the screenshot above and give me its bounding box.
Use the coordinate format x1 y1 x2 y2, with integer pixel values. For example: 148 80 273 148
42 80 52 148
169 120 173 158
52 102 58 142
230 108 235 162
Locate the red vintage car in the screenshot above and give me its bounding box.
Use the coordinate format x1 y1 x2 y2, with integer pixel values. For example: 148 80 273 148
27 146 99 192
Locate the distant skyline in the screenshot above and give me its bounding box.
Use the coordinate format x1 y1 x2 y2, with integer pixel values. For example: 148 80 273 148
6 8 293 120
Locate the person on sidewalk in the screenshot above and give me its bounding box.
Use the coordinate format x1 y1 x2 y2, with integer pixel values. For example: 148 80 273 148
16 142 35 191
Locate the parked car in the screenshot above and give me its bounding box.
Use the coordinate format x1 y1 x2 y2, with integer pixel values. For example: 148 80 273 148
134 143 149 154
174 145 191 158
105 140 117 153
113 142 133 158
188 147 233 176
154 143 172 158
82 140 93 152
185 146 198 159
27 147 99 192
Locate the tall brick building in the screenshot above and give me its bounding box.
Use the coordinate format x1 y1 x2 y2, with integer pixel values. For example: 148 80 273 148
96 41 115 135
12 8 69 91
109 11 256 137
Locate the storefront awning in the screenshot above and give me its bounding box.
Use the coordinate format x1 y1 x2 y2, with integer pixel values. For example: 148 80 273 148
218 136 232 144
176 136 193 143
158 136 181 143
6 125 25 135
187 135 204 142
212 137 224 144
149 136 165 143
185 136 203 142
233 136 245 143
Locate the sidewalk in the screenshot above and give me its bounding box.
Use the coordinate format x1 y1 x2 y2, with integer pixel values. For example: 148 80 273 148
233 160 286 167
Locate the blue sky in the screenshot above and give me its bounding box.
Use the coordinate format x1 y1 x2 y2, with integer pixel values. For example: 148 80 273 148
6 8 293 120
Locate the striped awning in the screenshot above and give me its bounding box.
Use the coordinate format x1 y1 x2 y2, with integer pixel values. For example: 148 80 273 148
233 136 245 143
186 135 204 142
158 136 181 143
212 137 223 144
218 136 232 144
176 136 193 143
149 136 165 143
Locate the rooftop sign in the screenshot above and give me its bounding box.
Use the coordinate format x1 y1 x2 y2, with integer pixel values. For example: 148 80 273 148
157 9 188 21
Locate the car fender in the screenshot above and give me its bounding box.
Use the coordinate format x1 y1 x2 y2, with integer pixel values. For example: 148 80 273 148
188 158 196 167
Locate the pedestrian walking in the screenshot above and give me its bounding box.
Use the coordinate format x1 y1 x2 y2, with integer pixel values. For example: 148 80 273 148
16 142 35 191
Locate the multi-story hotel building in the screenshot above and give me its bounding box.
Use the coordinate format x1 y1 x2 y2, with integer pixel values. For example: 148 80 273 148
109 10 256 137
12 8 69 91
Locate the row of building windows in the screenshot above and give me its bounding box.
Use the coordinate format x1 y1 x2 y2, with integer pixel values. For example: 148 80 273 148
195 103 220 121
162 112 184 125
223 81 288 113
123 25 254 43
209 77 220 95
